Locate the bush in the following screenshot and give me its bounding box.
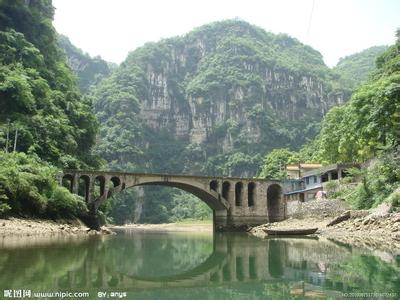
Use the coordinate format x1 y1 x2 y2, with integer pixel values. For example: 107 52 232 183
47 186 88 218
0 203 11 217
340 151 400 209
386 190 400 207
325 180 339 190
0 151 88 218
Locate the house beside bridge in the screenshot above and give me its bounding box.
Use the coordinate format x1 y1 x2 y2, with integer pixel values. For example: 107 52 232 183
284 163 359 204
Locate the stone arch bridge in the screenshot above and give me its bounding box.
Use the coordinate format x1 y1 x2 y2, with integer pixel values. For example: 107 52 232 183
61 170 285 231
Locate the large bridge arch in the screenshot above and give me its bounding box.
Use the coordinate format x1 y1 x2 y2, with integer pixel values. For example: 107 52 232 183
129 181 228 211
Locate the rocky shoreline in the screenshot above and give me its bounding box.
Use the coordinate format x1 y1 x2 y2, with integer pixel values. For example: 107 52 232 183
250 201 400 254
0 217 114 237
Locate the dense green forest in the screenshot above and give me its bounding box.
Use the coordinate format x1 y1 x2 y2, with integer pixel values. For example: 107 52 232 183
92 19 348 177
260 31 400 209
0 0 98 219
0 0 398 224
333 45 388 90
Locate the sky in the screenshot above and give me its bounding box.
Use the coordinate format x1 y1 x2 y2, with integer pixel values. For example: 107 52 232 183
53 0 400 67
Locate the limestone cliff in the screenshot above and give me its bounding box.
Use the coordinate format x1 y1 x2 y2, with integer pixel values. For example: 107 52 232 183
93 20 350 176
59 35 112 94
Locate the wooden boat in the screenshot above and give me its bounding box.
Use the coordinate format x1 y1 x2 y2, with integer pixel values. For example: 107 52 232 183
263 227 318 236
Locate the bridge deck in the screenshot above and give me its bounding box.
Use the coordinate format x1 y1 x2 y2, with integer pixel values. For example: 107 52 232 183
63 169 280 183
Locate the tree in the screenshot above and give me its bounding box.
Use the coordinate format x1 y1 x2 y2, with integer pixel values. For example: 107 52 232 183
259 149 299 179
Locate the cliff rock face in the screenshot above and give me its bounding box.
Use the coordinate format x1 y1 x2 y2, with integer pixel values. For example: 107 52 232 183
59 35 112 94
93 20 349 176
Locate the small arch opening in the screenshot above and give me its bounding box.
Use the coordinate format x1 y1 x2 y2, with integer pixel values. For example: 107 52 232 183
222 181 230 201
94 176 106 199
209 180 218 192
111 176 121 188
235 182 243 206
78 175 90 202
106 177 121 198
267 184 283 222
248 182 255 207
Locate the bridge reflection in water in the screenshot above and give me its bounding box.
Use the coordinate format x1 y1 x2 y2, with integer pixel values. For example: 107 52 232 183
79 233 351 291
1 232 399 299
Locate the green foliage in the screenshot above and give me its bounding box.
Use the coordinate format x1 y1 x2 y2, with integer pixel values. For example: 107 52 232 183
316 33 400 164
259 149 299 179
0 1 99 167
47 186 88 218
386 190 400 207
101 189 137 225
0 202 11 217
0 1 100 220
0 151 88 218
324 180 339 190
334 151 400 209
333 45 388 90
170 191 212 221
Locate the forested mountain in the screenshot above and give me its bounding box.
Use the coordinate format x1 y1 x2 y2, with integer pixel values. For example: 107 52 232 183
93 19 350 179
333 45 388 90
58 35 112 94
0 0 98 219
261 31 399 210
313 31 400 209
317 35 399 164
90 20 355 223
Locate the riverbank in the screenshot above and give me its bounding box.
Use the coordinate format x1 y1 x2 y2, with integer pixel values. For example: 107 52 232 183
110 221 213 232
0 217 114 237
250 201 400 254
0 217 213 236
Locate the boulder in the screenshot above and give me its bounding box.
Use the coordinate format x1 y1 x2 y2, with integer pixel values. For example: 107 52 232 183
327 211 351 227
369 202 392 217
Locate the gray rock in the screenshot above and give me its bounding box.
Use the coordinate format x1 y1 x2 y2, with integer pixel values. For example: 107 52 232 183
369 202 393 217
327 211 351 227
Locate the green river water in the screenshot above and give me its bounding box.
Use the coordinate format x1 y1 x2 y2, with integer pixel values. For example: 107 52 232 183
0 229 399 299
